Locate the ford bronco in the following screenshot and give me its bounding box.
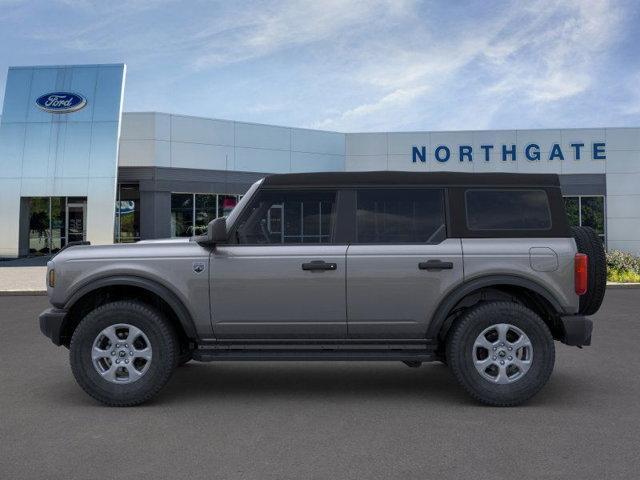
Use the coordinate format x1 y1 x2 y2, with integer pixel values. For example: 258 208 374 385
39 172 606 406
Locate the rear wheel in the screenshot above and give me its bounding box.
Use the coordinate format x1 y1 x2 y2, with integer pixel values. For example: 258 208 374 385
70 300 178 407
446 301 555 406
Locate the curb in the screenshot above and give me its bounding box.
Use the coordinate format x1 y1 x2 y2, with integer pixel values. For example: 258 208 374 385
0 290 47 296
606 283 640 289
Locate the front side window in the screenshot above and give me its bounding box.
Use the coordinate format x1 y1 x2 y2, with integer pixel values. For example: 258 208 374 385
466 189 551 231
234 190 337 244
356 189 446 243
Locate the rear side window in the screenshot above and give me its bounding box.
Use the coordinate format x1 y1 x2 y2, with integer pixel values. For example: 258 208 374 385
465 189 551 230
356 189 446 243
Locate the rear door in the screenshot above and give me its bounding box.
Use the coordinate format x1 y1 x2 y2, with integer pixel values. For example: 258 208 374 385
210 188 347 339
346 188 463 338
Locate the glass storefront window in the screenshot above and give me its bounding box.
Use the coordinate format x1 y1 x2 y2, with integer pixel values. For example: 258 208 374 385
26 196 87 255
171 193 194 237
28 197 50 255
170 193 241 238
563 195 606 245
195 194 216 236
217 195 238 218
115 184 140 243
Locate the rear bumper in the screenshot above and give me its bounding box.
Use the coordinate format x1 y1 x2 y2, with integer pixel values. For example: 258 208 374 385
559 315 593 346
39 307 67 346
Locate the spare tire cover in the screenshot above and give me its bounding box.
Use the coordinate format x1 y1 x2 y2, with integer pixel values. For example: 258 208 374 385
571 226 606 315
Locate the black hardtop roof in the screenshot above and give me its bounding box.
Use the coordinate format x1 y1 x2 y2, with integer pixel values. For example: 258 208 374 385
262 171 560 187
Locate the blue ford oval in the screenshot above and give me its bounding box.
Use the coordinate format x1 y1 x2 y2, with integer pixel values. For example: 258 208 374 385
35 92 87 114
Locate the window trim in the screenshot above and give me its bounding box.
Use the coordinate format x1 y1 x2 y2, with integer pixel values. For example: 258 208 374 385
464 188 553 232
353 187 448 245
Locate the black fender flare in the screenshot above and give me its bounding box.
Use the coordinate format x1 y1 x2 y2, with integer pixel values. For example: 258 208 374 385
426 274 565 340
63 275 197 339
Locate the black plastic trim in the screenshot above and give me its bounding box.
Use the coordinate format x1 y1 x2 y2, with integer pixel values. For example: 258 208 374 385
559 315 593 346
62 275 198 339
426 274 566 339
39 307 68 346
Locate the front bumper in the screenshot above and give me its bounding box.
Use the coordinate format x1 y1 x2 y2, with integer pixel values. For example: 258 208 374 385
559 315 593 347
39 308 68 346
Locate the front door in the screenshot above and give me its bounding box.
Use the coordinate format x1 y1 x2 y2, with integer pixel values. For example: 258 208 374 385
66 201 86 244
210 188 347 339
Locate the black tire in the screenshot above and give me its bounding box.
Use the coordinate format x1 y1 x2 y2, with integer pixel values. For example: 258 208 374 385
446 301 555 407
70 300 178 407
177 349 193 367
571 226 606 315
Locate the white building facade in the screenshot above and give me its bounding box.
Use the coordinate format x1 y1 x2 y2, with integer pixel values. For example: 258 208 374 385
1 64 639 257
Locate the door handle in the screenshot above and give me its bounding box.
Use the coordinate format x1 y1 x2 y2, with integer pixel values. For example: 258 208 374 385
302 260 337 271
419 260 453 271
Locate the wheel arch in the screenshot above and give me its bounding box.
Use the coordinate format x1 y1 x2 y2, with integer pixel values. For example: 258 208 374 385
59 275 197 347
428 274 565 342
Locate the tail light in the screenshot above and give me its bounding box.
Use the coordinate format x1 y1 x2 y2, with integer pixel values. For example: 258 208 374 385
574 253 588 295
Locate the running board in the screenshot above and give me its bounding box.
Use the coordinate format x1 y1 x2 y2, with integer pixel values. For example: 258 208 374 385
193 340 437 362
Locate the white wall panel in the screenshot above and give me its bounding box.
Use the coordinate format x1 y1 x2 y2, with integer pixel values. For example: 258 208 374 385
235 147 290 173
235 122 290 150
120 113 157 140
345 154 387 171
606 128 640 151
170 142 233 170
291 152 343 172
291 128 344 155
387 132 429 156
604 150 640 173
346 133 387 156
171 115 234 146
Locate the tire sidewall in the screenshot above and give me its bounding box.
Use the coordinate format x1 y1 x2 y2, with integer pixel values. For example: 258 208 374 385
447 302 555 405
70 302 176 405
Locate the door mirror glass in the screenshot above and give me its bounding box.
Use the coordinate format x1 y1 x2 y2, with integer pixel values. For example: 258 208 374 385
208 217 227 244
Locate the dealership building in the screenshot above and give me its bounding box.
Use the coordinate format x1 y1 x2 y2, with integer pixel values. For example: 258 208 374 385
1 63 639 258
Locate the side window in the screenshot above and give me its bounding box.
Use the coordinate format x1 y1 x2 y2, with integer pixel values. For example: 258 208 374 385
234 190 337 244
465 189 551 230
356 189 446 243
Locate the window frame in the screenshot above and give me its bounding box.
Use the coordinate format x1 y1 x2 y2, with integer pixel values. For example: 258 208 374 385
226 186 341 246
352 186 448 245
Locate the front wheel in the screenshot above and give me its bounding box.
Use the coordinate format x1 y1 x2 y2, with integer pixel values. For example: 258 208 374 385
70 300 178 407
446 301 555 407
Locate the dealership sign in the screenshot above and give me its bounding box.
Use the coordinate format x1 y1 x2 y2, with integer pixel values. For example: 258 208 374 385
35 92 87 114
412 142 606 163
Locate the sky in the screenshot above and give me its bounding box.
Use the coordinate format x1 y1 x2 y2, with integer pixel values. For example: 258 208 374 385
0 0 638 132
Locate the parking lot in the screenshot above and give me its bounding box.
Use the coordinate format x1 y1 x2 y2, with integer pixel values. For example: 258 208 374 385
1 289 639 479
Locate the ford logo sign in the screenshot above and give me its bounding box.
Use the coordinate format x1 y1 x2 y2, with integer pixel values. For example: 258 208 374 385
35 92 87 114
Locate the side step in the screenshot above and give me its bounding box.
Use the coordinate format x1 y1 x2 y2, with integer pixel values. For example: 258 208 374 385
192 340 437 362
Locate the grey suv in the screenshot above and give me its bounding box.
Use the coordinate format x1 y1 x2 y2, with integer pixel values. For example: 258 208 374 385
39 172 606 407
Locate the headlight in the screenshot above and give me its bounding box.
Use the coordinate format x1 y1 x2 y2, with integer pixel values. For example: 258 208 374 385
48 269 56 288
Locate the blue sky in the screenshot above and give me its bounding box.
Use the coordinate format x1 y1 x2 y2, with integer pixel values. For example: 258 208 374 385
0 0 638 132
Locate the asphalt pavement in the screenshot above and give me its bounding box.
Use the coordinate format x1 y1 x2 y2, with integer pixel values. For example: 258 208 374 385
1 290 639 479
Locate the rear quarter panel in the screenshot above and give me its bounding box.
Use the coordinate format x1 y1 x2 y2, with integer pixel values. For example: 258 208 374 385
462 238 579 313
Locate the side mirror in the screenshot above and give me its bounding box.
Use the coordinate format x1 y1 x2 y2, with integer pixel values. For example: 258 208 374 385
208 217 227 244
